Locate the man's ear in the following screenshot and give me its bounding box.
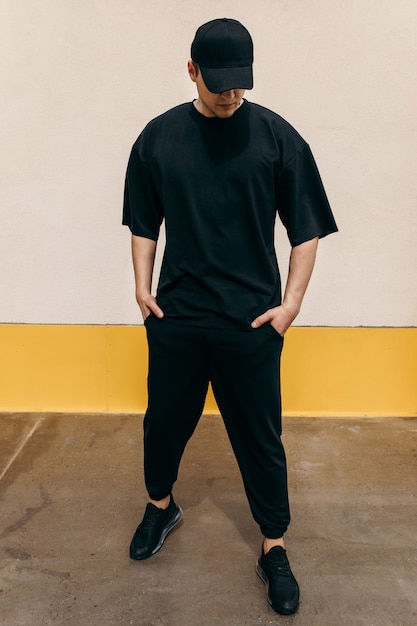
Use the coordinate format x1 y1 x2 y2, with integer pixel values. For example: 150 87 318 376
187 60 197 83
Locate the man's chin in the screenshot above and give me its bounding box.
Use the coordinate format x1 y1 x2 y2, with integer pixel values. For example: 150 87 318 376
215 106 238 119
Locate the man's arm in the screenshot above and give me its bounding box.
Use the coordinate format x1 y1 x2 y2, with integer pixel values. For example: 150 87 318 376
131 234 164 321
251 236 319 336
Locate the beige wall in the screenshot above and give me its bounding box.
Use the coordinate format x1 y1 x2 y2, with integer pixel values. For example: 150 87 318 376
1 0 416 327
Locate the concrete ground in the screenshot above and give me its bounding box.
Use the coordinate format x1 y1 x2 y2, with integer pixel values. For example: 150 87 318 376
0 413 416 626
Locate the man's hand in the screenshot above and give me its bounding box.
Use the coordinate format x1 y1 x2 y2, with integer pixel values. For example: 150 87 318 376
251 237 319 336
131 235 164 322
136 291 164 322
251 302 299 337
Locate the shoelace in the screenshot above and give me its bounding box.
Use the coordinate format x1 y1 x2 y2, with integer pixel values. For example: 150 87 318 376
139 504 167 531
266 551 291 577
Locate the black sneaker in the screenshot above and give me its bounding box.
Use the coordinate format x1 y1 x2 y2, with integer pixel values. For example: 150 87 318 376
256 545 300 615
129 494 183 560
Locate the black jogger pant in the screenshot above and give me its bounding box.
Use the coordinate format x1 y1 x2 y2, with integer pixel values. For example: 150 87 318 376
143 314 290 539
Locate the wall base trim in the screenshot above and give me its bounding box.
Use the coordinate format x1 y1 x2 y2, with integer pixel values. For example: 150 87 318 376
1 325 416 416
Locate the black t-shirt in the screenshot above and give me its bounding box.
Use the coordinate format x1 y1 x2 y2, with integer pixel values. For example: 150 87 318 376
123 100 337 330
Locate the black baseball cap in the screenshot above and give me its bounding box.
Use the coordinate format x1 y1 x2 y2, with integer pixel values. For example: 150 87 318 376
191 18 253 93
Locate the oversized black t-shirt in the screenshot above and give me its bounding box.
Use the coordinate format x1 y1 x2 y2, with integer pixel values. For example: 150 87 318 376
123 100 337 330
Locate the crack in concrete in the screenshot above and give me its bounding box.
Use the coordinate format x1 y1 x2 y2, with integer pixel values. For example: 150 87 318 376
0 486 51 540
0 417 45 483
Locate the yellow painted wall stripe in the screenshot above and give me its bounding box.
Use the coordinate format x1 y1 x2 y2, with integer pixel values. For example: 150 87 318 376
0 325 416 416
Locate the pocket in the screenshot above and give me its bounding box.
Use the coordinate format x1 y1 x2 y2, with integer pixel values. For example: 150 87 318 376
265 322 284 340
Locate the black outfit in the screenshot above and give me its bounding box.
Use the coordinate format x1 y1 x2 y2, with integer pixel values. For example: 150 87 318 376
123 100 337 538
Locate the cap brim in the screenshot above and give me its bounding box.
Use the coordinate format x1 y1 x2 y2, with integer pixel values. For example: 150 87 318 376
199 65 253 93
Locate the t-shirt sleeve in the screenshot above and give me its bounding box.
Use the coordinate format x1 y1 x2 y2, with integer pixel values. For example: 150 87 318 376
276 145 338 246
122 141 164 240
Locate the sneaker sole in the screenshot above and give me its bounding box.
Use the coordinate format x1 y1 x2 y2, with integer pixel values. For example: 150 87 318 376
256 560 298 616
149 506 183 557
256 561 272 605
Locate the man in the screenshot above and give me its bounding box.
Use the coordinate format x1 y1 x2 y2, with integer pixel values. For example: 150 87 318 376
123 18 337 616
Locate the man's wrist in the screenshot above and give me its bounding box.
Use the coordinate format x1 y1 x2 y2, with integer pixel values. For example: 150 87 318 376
281 299 300 320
